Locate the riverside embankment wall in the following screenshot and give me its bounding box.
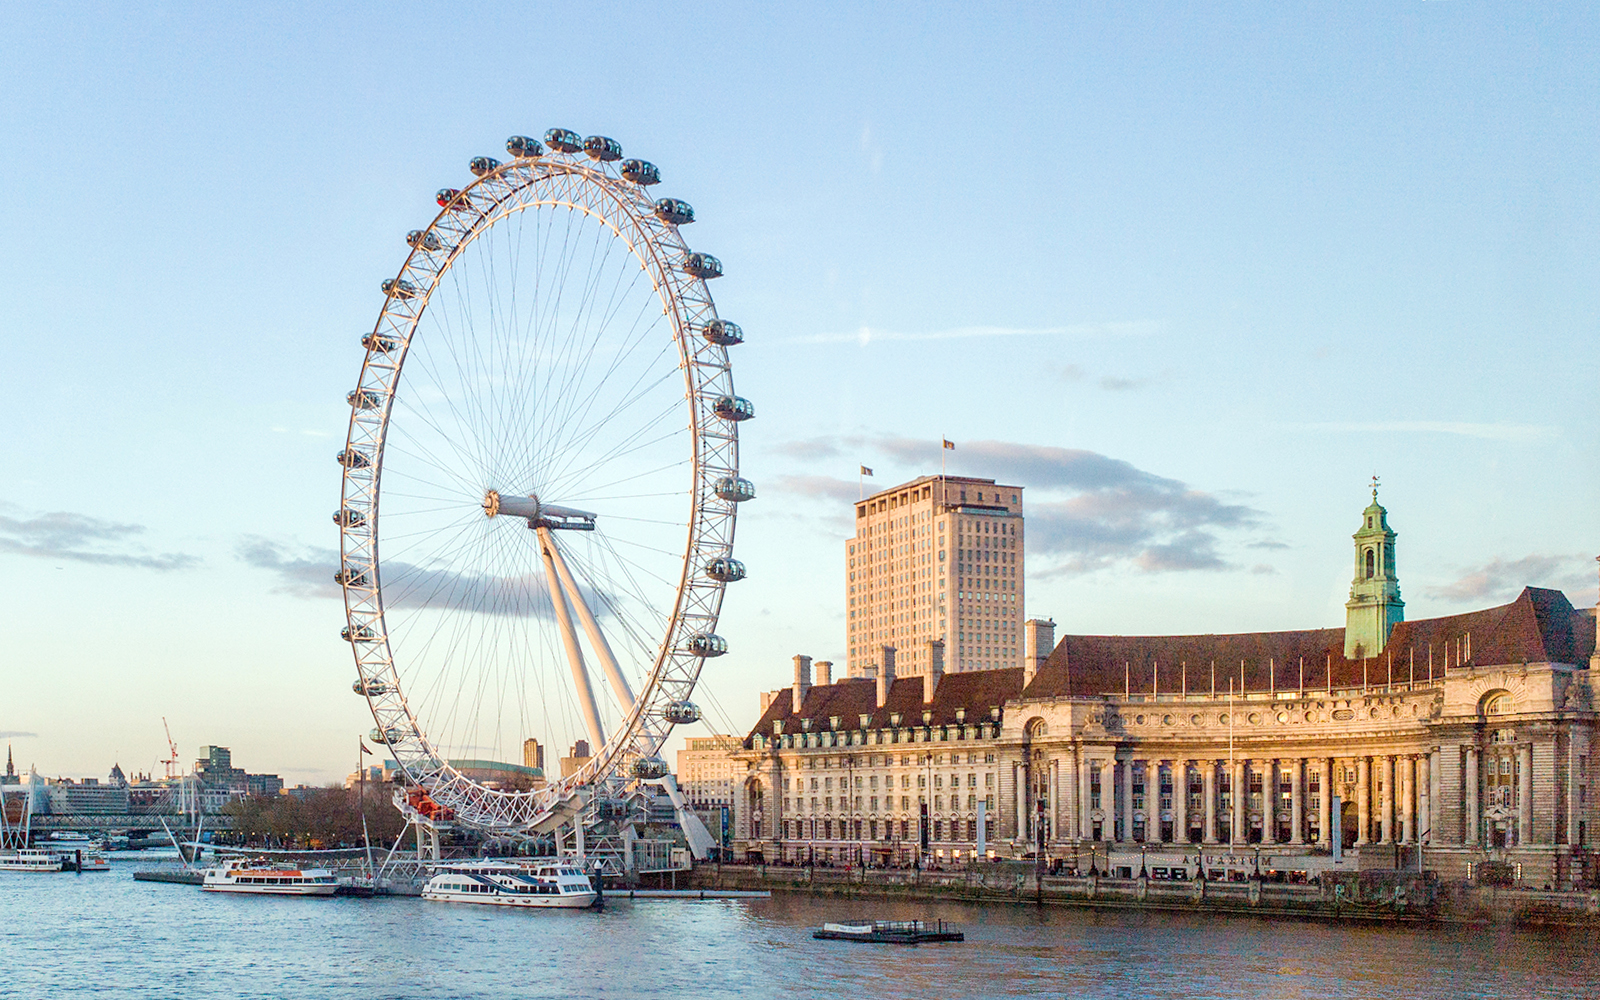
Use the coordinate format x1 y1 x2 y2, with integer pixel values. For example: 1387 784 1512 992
688 865 1600 927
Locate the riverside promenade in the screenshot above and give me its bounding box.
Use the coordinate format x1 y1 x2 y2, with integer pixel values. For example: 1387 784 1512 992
689 863 1600 927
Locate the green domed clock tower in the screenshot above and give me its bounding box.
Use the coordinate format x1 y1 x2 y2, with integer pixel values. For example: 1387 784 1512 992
1345 480 1405 659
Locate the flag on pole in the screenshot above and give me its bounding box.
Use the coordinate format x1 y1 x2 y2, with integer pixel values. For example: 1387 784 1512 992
860 466 873 476
360 741 374 756
942 439 955 450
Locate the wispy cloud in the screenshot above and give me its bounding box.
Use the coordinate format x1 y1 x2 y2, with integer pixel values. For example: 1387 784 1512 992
769 474 862 504
1061 365 1151 391
771 436 1262 575
789 320 1160 347
0 504 198 571
1427 554 1594 604
1293 421 1558 443
237 537 612 620
0 731 38 739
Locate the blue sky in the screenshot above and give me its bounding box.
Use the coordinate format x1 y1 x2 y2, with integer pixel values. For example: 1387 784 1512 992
2 3 1595 784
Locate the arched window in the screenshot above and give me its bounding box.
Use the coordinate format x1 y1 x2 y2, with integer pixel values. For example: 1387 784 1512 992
1483 693 1509 716
1365 548 1375 579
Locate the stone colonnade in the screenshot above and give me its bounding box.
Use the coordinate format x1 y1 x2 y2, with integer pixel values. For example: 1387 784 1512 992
1024 749 1439 846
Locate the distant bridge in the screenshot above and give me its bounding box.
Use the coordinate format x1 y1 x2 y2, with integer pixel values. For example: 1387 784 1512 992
26 813 235 832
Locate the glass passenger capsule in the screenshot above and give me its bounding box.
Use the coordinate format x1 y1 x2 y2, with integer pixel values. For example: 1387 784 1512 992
336 448 371 470
663 701 701 725
583 135 622 161
335 567 369 587
332 508 366 529
654 198 694 225
713 395 755 421
362 333 398 353
406 229 442 251
630 756 671 779
506 135 545 158
352 677 390 696
684 253 722 279
686 632 729 657
370 727 405 745
437 188 474 210
469 156 501 177
713 476 755 502
701 320 743 346
341 624 377 643
380 278 417 300
347 388 385 410
704 556 746 582
620 159 660 185
544 128 583 153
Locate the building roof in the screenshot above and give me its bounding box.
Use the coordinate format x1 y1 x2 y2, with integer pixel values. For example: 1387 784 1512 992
1021 587 1595 699
745 668 1026 745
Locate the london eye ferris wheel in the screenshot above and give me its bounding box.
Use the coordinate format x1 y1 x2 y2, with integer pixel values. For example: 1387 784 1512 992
334 129 752 837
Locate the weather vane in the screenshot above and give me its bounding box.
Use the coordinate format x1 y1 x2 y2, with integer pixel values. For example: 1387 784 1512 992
1370 474 1381 499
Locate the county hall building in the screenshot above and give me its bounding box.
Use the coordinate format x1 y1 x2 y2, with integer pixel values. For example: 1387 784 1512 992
731 480 1598 888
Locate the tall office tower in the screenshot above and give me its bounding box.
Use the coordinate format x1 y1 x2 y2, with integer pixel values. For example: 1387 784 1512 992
846 475 1024 678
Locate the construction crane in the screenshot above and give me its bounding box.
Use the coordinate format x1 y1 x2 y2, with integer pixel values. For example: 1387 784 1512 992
161 718 181 779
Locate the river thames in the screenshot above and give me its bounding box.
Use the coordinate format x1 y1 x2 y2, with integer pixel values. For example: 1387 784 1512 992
4 854 1597 999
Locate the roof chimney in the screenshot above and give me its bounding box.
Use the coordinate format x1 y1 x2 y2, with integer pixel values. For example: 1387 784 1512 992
924 639 945 704
792 654 812 713
1024 618 1056 687
876 646 897 708
815 660 833 687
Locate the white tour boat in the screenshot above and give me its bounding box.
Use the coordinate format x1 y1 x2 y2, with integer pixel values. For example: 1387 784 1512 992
0 848 65 873
422 861 598 909
201 857 338 895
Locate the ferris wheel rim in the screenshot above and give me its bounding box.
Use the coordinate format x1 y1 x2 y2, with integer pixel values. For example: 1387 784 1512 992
334 138 745 833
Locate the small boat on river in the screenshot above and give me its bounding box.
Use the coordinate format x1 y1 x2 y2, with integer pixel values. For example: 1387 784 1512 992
422 861 598 909
200 858 338 895
0 848 65 873
813 919 964 944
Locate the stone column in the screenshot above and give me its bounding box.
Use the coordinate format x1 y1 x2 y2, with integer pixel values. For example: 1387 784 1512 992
1231 760 1246 845
1428 748 1442 844
1203 760 1218 844
1356 757 1371 845
1048 759 1059 843
1317 759 1332 845
1565 734 1581 848
1418 752 1432 844
1016 762 1029 842
1400 755 1415 844
1465 747 1480 846
1263 760 1278 845
1518 743 1533 845
1376 755 1388 844
1173 760 1189 844
1078 754 1093 839
1290 758 1305 844
1121 758 1135 842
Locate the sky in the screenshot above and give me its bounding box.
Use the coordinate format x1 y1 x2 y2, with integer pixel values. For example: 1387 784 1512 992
1 3 1595 786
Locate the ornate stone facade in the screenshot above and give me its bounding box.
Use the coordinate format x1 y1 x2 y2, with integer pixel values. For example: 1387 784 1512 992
733 493 1598 887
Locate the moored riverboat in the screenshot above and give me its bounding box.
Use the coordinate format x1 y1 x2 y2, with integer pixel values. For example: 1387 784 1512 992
0 848 65 873
200 857 338 895
813 919 964 944
422 861 598 909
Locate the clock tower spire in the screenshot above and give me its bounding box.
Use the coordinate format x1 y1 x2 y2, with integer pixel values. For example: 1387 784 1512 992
1345 477 1404 659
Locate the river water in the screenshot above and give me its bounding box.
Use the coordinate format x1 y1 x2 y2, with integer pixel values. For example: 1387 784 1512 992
3 852 1596 999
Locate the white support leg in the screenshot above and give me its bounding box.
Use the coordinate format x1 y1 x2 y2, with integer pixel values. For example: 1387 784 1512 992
538 526 606 751
544 531 636 711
